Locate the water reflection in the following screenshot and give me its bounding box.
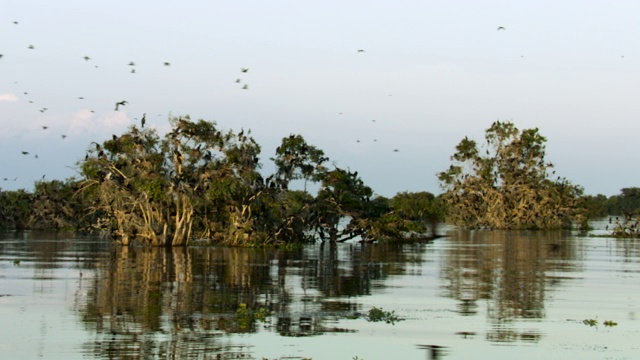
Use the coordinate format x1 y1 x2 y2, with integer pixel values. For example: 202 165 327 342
440 230 580 343
75 242 431 358
3 227 638 359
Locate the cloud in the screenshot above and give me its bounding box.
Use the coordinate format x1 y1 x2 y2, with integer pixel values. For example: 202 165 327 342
0 93 19 102
69 110 130 135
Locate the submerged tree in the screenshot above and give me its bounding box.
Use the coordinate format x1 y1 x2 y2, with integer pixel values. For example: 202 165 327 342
438 121 585 230
79 116 263 246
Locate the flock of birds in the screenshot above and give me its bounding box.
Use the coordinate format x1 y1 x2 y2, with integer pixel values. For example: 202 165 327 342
1 20 515 187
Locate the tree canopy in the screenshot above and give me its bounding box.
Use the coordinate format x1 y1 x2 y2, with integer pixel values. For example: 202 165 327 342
437 121 585 230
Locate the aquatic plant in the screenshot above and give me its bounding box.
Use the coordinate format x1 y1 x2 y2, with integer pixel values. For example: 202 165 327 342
235 303 269 330
366 306 404 325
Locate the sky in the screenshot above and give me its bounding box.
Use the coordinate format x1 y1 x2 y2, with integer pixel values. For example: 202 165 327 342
1 0 639 198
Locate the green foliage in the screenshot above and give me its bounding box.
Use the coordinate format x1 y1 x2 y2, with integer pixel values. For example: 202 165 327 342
606 187 640 215
366 306 404 325
0 189 32 230
235 303 269 330
438 121 585 230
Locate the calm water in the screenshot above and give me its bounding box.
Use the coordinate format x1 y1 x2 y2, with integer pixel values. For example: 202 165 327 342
1 222 639 360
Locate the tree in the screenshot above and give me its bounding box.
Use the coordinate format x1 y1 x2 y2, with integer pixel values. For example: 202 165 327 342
438 121 585 230
78 116 263 246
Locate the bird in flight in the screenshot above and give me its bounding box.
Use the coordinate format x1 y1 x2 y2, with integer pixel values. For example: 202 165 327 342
241 68 249 73
21 151 29 155
497 26 505 31
163 62 170 66
61 134 67 139
357 49 365 53
28 45 35 49
128 61 135 66
242 84 249 90
13 21 18 25
42 126 48 130
235 78 241 83
114 100 127 110
84 56 91 61
393 149 399 152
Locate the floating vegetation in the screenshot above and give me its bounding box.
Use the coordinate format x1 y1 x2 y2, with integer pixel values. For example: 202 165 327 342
366 306 404 325
235 303 269 330
582 318 618 327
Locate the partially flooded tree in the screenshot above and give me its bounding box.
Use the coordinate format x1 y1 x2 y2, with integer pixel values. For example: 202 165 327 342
438 121 585 230
79 116 263 246
312 168 376 242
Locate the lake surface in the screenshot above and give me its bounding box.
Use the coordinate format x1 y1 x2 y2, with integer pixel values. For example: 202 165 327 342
1 221 639 359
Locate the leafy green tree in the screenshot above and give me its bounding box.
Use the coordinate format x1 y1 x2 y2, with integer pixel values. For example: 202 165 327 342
29 179 81 231
0 189 32 230
606 187 640 216
438 121 585 230
312 168 375 242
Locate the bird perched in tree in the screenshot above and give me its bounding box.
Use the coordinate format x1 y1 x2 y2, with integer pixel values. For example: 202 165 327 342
141 113 146 128
114 100 127 110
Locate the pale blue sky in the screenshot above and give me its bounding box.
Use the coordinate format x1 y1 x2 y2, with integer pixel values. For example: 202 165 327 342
1 1 639 197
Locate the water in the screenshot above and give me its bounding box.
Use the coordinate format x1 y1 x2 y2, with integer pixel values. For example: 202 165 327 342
0 222 639 359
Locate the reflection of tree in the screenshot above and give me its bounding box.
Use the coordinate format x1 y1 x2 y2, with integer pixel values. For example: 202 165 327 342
75 242 427 357
441 230 578 342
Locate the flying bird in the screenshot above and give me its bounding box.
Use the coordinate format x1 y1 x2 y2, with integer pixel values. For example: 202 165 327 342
21 151 29 155
61 134 67 139
13 21 18 24
241 67 249 73
131 68 136 73
0 54 3 59
235 78 241 83
28 44 34 49
42 126 48 130
497 26 505 31
83 56 91 61
242 84 248 90
128 61 135 66
163 62 170 66
357 49 365 53
114 100 127 110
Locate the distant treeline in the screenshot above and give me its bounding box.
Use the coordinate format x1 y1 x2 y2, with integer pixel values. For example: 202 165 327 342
581 187 640 218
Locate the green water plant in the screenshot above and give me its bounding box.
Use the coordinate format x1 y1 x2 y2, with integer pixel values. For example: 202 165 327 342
235 303 269 330
366 306 404 325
